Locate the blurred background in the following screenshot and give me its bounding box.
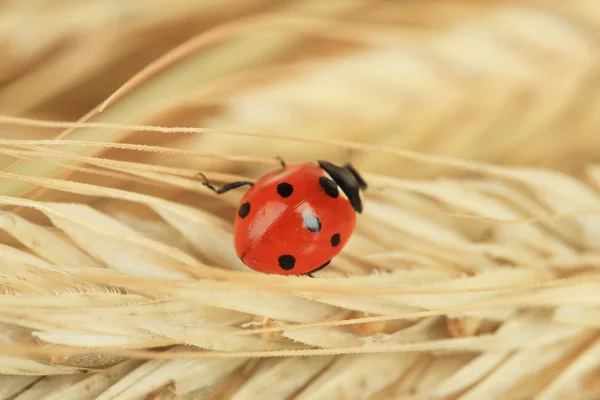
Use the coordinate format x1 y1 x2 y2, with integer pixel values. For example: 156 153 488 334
2 0 599 188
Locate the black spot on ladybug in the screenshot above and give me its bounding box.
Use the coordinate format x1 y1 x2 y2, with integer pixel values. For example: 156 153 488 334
277 182 294 198
319 176 339 198
303 214 322 232
278 254 296 270
330 233 341 247
238 202 250 219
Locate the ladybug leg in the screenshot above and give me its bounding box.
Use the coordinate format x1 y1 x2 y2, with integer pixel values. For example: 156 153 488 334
343 163 367 190
276 156 286 168
305 259 331 277
198 173 253 194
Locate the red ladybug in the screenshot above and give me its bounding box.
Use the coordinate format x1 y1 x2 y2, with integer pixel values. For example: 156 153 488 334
200 159 367 276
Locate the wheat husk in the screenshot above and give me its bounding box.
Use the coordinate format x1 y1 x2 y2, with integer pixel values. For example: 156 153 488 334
1 0 600 399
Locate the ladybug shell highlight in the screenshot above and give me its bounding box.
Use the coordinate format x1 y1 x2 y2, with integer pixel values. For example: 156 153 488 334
234 162 357 275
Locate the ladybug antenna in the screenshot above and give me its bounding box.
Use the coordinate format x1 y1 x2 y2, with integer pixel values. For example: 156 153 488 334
317 160 366 213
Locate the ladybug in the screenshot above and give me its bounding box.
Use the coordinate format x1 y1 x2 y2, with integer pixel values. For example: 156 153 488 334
199 159 367 276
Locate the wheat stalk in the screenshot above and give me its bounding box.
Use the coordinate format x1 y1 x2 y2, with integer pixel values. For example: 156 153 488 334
0 137 599 398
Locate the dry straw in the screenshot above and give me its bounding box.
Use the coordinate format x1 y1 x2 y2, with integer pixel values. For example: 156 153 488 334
1 0 600 399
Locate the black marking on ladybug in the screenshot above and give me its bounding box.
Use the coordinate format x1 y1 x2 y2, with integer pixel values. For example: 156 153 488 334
238 202 251 219
303 214 322 232
319 176 339 198
330 233 341 247
318 160 366 213
277 182 294 198
344 163 367 190
278 254 296 270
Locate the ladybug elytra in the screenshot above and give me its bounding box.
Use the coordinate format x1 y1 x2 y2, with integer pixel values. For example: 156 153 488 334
200 159 367 276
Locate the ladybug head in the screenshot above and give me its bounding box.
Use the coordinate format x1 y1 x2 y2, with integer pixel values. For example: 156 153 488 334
318 160 368 213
